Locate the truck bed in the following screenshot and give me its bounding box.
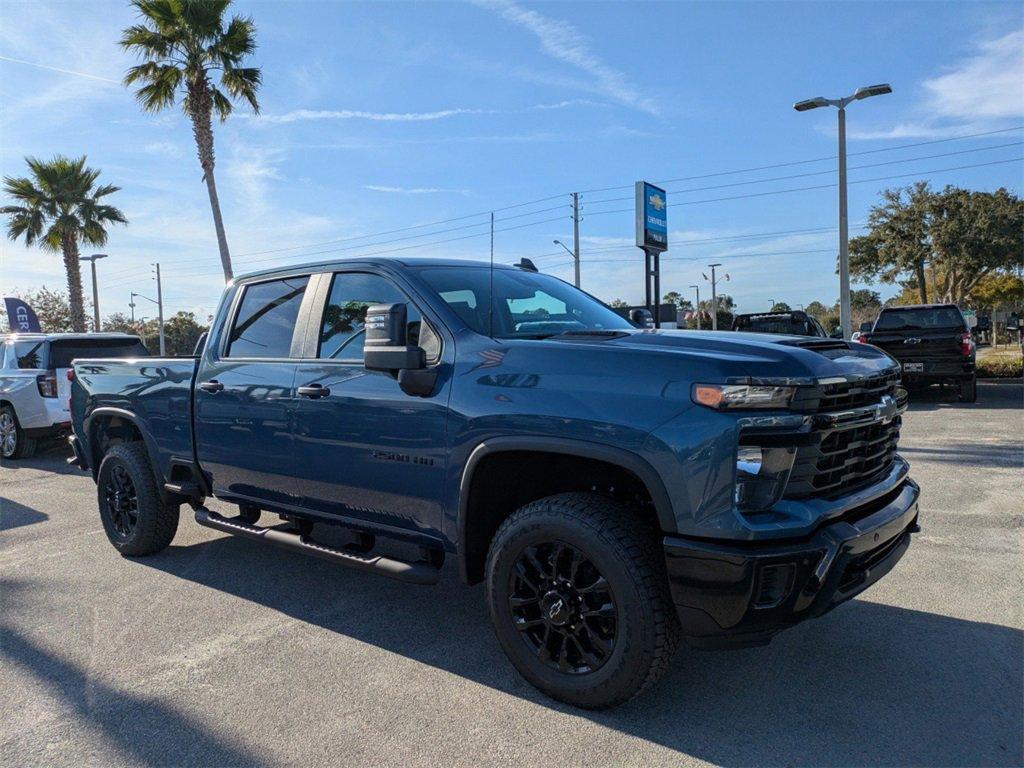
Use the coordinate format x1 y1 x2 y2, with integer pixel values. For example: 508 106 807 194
71 357 198 482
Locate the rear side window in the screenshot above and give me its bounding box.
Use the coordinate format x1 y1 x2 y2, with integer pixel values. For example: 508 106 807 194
49 339 148 368
12 341 46 369
875 307 965 331
228 276 309 358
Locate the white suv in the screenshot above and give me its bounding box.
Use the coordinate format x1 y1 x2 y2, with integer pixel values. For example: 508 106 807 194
0 333 148 459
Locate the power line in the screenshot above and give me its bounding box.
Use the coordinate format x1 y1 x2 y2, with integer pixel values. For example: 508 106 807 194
581 142 1023 206
581 156 1023 218
575 125 1023 194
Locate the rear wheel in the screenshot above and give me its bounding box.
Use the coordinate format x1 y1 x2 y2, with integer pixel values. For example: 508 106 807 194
958 375 977 403
0 405 37 460
486 492 680 709
97 442 179 555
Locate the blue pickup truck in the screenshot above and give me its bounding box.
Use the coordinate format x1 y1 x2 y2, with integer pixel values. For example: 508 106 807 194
69 257 919 708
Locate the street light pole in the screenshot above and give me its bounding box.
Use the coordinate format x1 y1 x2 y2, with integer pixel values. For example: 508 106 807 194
553 238 580 288
153 263 165 355
690 284 701 330
794 83 891 340
80 253 108 331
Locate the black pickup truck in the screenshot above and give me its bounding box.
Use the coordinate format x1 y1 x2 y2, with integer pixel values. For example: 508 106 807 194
732 311 829 337
859 304 976 401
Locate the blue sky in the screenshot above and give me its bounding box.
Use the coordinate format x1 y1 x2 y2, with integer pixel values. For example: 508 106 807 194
1 0 1022 322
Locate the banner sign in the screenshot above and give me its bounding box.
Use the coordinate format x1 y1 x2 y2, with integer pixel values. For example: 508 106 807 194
3 297 42 333
635 181 668 252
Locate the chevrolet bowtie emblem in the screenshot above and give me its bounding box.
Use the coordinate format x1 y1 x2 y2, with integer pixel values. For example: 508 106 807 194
649 193 665 211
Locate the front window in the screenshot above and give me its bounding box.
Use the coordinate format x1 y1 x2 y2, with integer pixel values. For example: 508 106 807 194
417 266 632 339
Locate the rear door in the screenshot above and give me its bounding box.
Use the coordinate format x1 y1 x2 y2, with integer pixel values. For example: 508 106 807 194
194 274 313 507
289 269 451 539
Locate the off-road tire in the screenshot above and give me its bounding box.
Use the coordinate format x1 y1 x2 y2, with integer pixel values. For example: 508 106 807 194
958 375 977 403
97 442 179 556
1 405 37 460
486 492 681 709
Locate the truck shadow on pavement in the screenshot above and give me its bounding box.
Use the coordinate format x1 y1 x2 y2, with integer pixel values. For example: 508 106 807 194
0 583 261 767
0 499 49 530
141 536 1023 767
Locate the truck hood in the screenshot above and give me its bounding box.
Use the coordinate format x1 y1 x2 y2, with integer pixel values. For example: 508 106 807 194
548 329 898 383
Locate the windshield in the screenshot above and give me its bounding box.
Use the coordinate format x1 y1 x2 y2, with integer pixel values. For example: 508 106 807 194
416 266 633 339
874 307 965 332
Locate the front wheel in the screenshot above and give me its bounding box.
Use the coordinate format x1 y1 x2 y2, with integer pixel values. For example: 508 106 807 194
486 492 680 709
97 442 179 556
958 375 977 403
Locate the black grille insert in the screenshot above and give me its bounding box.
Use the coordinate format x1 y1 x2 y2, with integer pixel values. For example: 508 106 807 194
785 415 901 499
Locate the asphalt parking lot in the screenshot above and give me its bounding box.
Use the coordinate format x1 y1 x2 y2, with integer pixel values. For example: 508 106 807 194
1 381 1021 767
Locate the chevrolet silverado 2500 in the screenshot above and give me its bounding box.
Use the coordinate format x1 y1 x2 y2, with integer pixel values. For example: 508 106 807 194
69 257 919 709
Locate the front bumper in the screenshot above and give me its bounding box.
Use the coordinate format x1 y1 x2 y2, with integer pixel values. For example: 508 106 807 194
663 477 920 648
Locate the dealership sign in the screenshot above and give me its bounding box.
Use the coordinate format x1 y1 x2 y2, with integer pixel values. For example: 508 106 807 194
4 297 41 333
635 181 668 252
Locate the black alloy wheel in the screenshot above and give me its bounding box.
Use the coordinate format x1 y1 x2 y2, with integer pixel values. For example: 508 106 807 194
508 541 619 674
104 464 139 539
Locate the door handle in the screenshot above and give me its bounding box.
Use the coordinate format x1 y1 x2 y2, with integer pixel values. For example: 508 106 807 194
297 384 331 399
199 380 224 393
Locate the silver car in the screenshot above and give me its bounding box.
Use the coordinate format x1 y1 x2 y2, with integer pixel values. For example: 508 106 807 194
0 333 148 459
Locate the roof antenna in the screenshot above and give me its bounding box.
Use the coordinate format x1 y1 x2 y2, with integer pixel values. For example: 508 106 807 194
488 211 495 338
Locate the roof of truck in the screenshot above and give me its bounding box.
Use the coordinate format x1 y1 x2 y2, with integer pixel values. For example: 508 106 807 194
879 303 960 310
1 332 141 341
236 256 516 281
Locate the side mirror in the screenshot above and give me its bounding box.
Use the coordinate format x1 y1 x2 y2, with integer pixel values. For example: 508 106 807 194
364 303 437 397
859 322 873 333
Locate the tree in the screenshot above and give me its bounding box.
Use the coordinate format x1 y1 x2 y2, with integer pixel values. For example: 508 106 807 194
804 300 832 319
850 183 1023 305
122 0 261 282
2 156 126 332
609 298 629 308
5 286 92 333
163 311 207 355
770 302 791 312
663 291 682 307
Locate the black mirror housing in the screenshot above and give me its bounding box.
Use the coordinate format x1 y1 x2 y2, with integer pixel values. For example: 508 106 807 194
363 302 427 373
859 322 873 333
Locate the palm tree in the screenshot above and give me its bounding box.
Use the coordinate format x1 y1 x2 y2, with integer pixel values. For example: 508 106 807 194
121 0 261 282
2 156 127 332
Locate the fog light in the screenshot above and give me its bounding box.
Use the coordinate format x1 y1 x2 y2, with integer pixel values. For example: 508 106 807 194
736 447 763 476
735 445 797 511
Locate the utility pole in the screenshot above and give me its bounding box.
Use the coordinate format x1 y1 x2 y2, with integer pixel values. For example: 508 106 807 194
80 253 108 331
571 192 581 288
707 263 722 330
690 284 701 330
153 263 165 355
129 293 137 323
794 83 891 339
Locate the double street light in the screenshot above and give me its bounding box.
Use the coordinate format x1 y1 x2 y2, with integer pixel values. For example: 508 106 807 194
794 83 892 339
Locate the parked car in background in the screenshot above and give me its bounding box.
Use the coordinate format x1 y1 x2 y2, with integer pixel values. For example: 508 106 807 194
858 304 976 401
731 310 828 337
0 333 148 459
69 258 919 709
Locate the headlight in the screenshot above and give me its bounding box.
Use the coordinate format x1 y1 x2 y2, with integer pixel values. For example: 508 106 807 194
692 383 795 410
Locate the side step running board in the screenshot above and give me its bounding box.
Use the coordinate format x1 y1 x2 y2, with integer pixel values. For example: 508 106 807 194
194 507 441 585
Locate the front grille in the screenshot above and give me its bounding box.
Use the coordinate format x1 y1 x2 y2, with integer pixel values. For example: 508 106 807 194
814 371 900 412
784 415 902 499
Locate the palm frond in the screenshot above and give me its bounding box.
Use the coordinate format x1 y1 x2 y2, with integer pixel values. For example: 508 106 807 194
220 66 260 112
210 86 233 121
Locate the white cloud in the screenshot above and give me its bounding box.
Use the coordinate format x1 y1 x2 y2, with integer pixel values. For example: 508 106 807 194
365 185 470 195
848 27 1024 140
253 107 494 124
475 0 657 115
253 99 597 125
